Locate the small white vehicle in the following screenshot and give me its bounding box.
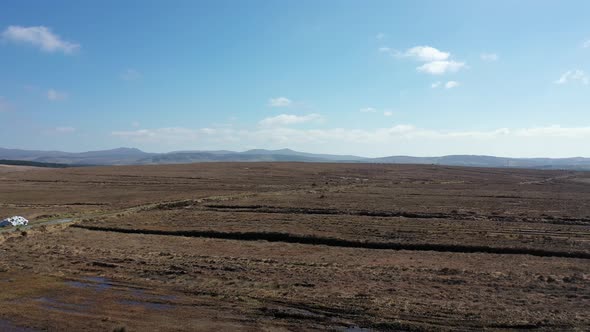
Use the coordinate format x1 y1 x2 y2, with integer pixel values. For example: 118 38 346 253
0 216 29 227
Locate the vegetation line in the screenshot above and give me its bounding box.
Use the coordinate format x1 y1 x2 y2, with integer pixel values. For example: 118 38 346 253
72 224 590 259
203 204 590 225
0 159 71 168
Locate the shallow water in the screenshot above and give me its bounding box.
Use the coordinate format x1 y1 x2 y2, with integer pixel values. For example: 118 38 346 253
34 296 91 314
0 320 40 332
120 287 177 310
65 276 112 291
64 276 177 311
118 299 174 310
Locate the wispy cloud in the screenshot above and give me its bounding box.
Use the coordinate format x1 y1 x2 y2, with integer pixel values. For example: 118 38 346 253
46 89 68 101
112 124 590 158
379 45 450 61
417 60 465 75
2 25 79 54
582 39 590 48
376 33 386 40
514 125 590 137
555 70 589 85
382 45 466 75
378 47 392 54
259 113 322 127
54 126 76 133
445 81 460 89
360 107 393 117
113 127 206 142
480 53 499 61
404 46 450 62
268 97 292 107
432 81 460 89
359 107 377 113
120 68 141 81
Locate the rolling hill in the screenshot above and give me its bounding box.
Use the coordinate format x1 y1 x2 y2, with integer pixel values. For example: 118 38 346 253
1 147 589 170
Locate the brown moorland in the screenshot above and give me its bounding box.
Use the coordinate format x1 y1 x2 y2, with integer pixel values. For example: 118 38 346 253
0 163 589 331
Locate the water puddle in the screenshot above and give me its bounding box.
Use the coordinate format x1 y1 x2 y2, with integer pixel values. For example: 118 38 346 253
118 288 177 311
118 299 174 310
0 319 41 332
65 276 112 291
62 275 177 311
131 289 176 301
34 297 91 314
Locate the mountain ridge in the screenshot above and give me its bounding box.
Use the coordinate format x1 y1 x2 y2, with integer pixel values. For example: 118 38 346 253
1 147 589 170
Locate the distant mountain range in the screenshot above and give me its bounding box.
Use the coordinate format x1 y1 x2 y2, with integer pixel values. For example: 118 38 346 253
1 147 590 170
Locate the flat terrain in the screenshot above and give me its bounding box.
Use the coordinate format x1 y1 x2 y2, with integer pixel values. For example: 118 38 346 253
0 163 589 331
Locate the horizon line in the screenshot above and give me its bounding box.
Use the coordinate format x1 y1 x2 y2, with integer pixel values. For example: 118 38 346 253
1 146 588 160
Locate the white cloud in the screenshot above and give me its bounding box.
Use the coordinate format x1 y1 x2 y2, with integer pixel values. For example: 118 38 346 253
582 40 590 48
54 126 76 133
113 127 203 141
359 107 377 113
417 60 466 75
381 45 466 75
47 89 68 101
445 81 460 89
554 70 589 85
360 107 393 116
112 124 590 157
404 46 450 62
378 47 392 54
514 125 590 138
268 97 292 107
433 81 460 89
480 53 499 61
121 69 141 81
379 45 451 61
2 25 79 54
259 113 322 127
376 33 386 40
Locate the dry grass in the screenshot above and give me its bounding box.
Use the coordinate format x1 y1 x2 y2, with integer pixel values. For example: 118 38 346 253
0 163 589 331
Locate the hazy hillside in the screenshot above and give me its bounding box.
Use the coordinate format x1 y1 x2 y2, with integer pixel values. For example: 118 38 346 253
0 148 154 165
1 147 590 170
0 159 71 168
373 155 590 170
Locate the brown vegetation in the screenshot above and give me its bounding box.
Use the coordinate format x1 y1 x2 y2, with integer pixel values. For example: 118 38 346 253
0 163 589 331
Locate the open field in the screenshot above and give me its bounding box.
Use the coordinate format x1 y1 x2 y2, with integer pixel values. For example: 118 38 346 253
0 163 589 331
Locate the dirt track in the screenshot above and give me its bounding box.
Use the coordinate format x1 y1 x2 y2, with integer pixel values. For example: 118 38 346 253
0 163 589 331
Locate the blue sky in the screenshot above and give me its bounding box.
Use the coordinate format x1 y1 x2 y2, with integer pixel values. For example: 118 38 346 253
1 0 590 157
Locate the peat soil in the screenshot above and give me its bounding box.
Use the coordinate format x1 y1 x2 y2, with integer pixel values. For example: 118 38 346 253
0 163 589 331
